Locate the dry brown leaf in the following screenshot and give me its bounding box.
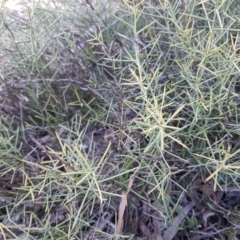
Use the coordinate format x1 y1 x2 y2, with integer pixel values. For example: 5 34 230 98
202 210 216 228
139 220 151 237
115 177 134 240
162 200 196 240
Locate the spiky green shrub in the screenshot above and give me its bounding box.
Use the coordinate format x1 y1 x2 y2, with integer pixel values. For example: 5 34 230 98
1 0 240 239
